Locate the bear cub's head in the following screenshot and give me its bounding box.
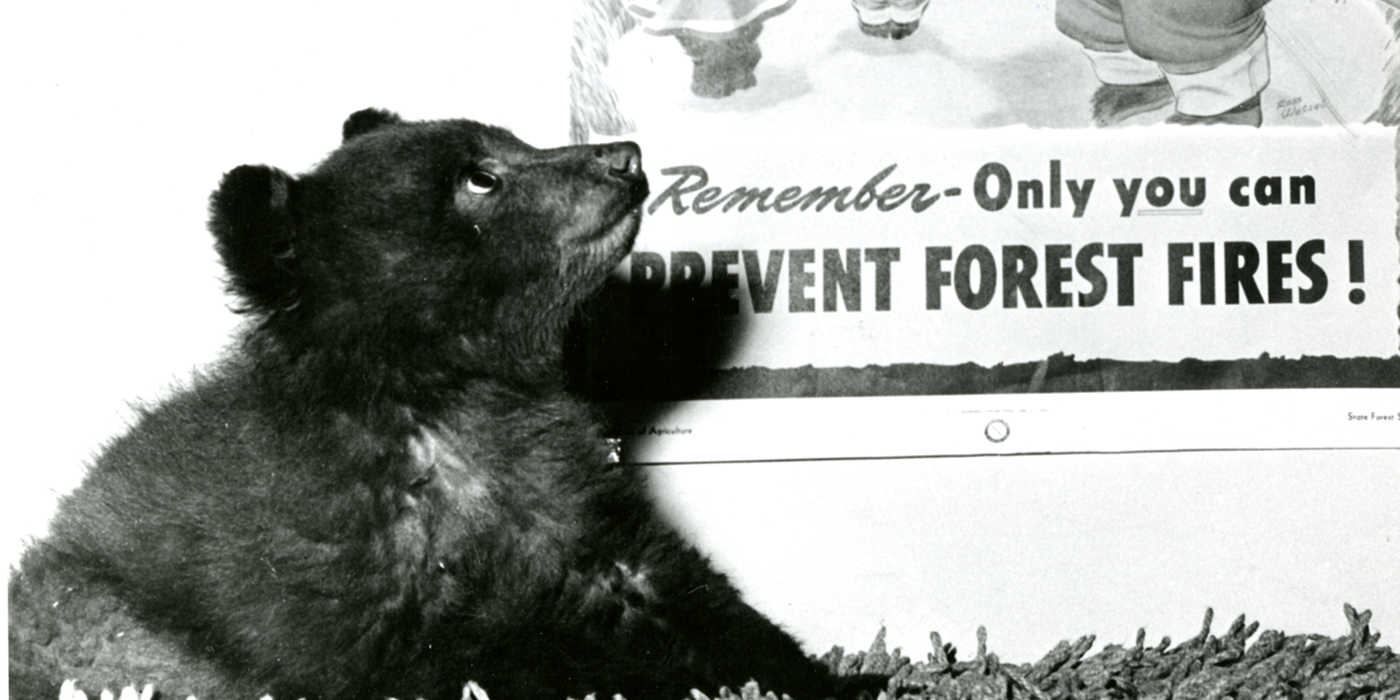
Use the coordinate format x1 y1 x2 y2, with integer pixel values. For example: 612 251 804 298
208 109 647 401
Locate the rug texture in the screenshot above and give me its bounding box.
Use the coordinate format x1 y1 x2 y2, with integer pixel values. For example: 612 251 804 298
817 606 1398 700
50 606 1397 700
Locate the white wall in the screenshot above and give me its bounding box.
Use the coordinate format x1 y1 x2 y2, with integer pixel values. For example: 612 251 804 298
2 0 1396 671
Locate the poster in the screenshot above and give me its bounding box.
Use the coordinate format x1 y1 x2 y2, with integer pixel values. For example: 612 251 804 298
569 0 1400 463
565 1 1399 654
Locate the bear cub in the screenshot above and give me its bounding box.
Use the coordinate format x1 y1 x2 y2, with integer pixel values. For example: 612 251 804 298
8 110 876 700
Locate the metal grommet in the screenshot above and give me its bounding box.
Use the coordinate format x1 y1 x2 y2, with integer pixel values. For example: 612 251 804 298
984 419 1010 443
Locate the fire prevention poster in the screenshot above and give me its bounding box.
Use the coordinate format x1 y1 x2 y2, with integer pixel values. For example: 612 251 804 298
569 0 1400 462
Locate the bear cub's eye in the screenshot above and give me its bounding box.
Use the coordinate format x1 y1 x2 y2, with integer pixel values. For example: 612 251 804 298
463 170 500 195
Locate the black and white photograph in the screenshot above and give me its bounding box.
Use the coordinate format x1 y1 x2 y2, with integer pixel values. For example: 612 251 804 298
4 1 1398 699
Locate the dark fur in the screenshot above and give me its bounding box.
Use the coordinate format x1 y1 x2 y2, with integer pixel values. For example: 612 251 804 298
9 110 876 700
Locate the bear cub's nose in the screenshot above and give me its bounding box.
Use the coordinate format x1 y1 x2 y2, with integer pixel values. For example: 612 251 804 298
595 142 644 183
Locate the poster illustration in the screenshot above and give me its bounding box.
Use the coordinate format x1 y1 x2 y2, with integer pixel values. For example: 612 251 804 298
569 0 1400 462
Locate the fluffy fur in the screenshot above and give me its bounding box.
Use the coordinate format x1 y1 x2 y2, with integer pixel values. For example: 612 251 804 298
8 110 878 700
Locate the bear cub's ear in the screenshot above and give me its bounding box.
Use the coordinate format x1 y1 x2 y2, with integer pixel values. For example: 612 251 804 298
342 108 403 142
208 164 300 314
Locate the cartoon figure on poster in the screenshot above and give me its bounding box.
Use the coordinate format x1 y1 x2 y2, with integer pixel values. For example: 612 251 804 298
571 0 1400 138
1057 0 1273 127
623 0 795 98
850 0 931 40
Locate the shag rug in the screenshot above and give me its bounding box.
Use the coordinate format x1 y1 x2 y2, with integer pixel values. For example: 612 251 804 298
51 606 1397 700
823 606 1397 700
